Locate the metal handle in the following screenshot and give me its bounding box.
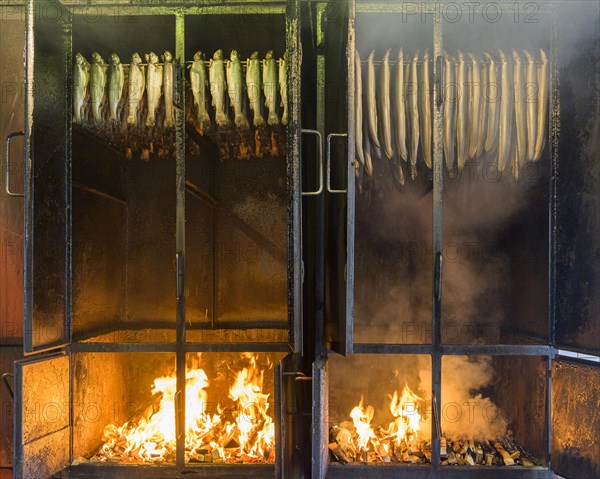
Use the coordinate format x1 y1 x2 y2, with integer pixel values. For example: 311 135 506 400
434 252 443 302
5 131 24 197
326 133 348 194
301 129 323 196
2 373 14 400
176 252 184 299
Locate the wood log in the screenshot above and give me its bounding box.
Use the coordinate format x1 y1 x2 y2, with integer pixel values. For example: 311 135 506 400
494 442 515 466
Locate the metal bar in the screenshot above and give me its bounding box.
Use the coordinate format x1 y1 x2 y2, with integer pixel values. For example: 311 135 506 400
184 342 292 353
175 12 186 471
5 131 24 197
67 3 287 16
287 0 303 353
546 354 553 469
72 181 127 205
431 16 444 472
70 343 178 353
345 0 356 355
326 464 553 479
69 341 292 353
188 320 289 330
301 129 324 196
441 345 553 356
315 2 326 356
549 5 560 351
184 180 218 208
67 464 276 478
352 343 433 355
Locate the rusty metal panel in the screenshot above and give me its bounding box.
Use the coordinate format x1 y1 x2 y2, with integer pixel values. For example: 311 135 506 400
24 0 71 353
0 347 22 468
14 353 70 479
0 6 25 344
552 359 600 479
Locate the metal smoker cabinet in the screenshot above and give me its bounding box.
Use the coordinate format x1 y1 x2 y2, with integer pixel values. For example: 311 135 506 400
315 1 600 479
14 0 309 478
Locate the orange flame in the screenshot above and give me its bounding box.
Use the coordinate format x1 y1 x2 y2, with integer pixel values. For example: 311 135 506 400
96 353 275 464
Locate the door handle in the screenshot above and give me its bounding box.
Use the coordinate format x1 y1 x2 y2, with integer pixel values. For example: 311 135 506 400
5 131 24 197
326 133 348 194
301 129 324 196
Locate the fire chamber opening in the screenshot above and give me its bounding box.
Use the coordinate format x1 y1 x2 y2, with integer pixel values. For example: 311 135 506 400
328 354 432 464
328 354 546 467
72 352 284 466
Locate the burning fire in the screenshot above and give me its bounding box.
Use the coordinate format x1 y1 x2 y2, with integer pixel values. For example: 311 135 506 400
95 353 275 464
331 383 427 464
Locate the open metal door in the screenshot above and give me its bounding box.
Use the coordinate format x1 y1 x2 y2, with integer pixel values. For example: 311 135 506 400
13 353 70 479
551 356 600 479
552 1 600 355
323 0 353 355
24 0 72 353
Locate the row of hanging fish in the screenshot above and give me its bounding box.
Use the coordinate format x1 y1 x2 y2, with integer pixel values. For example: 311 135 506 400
73 49 287 132
73 51 176 129
355 48 549 184
189 49 287 133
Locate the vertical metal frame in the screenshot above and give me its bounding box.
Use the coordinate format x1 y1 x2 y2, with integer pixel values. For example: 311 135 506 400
287 0 303 354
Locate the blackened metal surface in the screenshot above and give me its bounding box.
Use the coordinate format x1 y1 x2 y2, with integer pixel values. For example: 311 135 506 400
14 353 70 479
552 359 600 479
24 0 72 352
215 157 288 325
554 2 600 354
65 464 275 478
326 464 552 479
493 355 549 464
123 157 177 328
72 187 126 340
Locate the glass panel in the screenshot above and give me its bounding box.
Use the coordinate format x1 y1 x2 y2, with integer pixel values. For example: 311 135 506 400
71 15 177 342
328 354 432 465
441 356 548 468
72 352 176 464
441 7 553 344
184 14 289 343
352 8 434 344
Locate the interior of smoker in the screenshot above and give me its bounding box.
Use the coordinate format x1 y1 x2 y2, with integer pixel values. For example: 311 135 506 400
351 8 553 346
70 13 289 344
441 11 553 345
69 351 285 466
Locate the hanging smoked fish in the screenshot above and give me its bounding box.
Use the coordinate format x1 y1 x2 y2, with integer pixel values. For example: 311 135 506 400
163 51 175 129
73 53 90 124
127 53 145 127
